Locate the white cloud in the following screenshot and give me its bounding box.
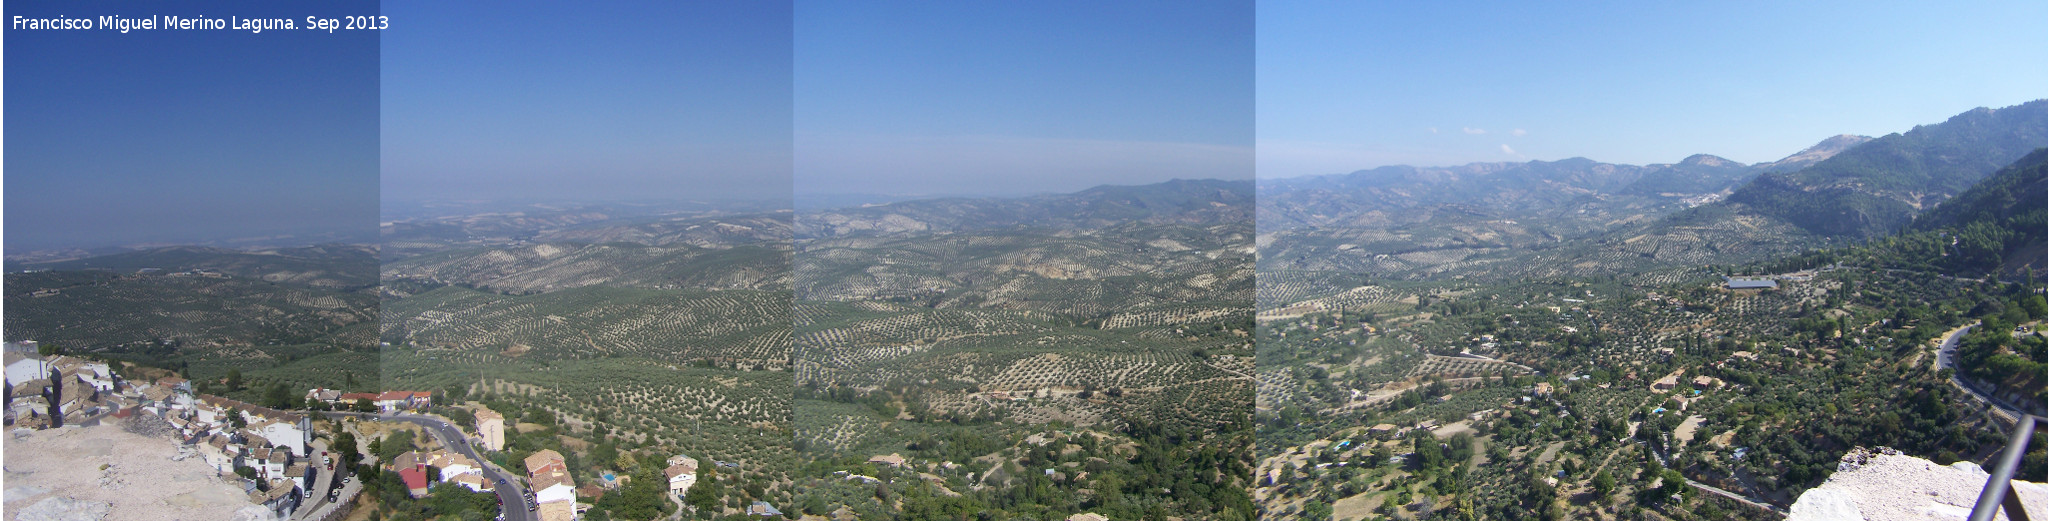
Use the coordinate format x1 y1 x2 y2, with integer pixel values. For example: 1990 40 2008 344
1500 144 1517 155
1462 127 1487 135
1511 128 1527 137
1428 127 1438 134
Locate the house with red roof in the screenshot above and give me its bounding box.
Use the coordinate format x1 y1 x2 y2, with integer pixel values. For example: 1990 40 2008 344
399 467 430 498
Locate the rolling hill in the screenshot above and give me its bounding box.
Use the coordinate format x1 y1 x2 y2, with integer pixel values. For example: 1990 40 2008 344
20 244 378 290
383 241 790 295
796 178 1251 239
3 245 379 358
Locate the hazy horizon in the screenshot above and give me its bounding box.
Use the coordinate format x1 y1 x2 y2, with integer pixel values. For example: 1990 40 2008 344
795 0 1254 198
4 0 381 254
1257 2 2048 180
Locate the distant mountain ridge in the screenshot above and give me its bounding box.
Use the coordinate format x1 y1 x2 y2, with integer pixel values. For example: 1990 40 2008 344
1721 99 2048 239
25 244 377 289
796 178 1252 238
1254 100 2048 285
1255 145 1824 232
1753 134 1874 173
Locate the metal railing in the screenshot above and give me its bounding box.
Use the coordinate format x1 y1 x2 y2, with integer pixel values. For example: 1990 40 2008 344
1973 414 2039 521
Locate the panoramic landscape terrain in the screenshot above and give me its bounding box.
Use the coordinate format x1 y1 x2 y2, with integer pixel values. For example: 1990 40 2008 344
1254 100 2048 520
791 179 1258 520
378 201 799 519
6 244 382 402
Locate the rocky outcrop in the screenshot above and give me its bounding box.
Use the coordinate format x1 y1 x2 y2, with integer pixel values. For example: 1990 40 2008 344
1789 447 2048 521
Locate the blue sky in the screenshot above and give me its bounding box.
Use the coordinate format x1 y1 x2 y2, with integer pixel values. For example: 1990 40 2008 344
795 0 1254 200
1258 1 2048 179
5 0 379 251
381 1 792 204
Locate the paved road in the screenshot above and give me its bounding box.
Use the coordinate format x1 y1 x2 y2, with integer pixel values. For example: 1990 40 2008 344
325 411 532 521
1934 322 2027 425
293 448 363 521
292 440 338 520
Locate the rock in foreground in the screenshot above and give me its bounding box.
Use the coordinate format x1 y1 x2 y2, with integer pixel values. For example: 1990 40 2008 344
1789 447 2048 521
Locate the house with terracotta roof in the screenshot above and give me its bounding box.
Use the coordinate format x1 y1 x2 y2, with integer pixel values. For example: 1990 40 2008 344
867 453 907 468
375 391 415 412
524 449 577 521
532 469 577 521
1651 369 1685 393
525 449 568 476
425 450 483 485
399 466 430 498
665 455 699 495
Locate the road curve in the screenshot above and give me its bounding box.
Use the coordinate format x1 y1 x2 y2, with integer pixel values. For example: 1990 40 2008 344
324 411 534 521
1935 322 2028 425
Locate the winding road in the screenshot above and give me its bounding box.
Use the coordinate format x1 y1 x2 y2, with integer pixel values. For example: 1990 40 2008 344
324 411 533 521
1934 322 2028 425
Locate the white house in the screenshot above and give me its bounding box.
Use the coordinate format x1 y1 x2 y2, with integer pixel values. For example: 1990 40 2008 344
5 356 48 386
253 419 309 457
664 456 699 495
426 450 483 483
525 449 576 521
532 471 577 521
474 406 505 452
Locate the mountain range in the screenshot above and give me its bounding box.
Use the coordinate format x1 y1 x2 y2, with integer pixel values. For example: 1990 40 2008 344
1257 99 2048 283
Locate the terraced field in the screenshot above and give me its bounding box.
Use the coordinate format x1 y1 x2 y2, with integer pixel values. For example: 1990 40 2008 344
1258 203 1833 286
382 285 792 367
380 203 790 258
797 301 1250 431
791 183 1256 520
377 205 800 509
798 222 1252 317
383 242 790 295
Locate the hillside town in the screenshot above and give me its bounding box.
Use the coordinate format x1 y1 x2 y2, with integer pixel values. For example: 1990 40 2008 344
2 341 732 521
6 343 323 518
